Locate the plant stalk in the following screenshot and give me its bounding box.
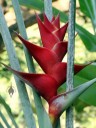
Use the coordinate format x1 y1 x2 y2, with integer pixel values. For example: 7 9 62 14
44 0 53 20
66 0 76 128
12 0 35 73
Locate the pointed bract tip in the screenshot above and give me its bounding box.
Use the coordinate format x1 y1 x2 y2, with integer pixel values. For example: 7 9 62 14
0 62 9 68
49 78 96 126
13 30 18 35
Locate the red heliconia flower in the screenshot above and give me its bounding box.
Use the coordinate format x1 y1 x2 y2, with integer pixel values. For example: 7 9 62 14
2 13 87 102
44 13 60 31
1 14 89 126
15 30 85 86
36 13 68 49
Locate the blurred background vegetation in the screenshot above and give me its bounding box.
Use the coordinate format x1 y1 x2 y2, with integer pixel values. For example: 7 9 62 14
0 0 96 128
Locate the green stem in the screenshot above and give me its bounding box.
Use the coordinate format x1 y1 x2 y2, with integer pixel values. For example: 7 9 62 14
12 0 35 73
11 0 52 128
44 0 53 20
66 0 76 128
0 6 36 128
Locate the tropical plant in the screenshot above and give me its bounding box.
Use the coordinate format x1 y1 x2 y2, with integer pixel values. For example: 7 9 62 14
0 0 96 128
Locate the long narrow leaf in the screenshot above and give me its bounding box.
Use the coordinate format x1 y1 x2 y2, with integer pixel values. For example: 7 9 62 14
0 6 36 128
79 0 93 19
0 111 11 128
74 75 96 105
59 64 96 106
91 0 96 29
75 24 96 51
12 0 35 73
0 123 4 128
0 96 18 128
79 0 95 30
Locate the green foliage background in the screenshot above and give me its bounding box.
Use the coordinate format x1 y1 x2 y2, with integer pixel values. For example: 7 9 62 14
0 0 96 128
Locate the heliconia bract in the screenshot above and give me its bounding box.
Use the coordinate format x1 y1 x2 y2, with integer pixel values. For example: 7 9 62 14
1 14 91 127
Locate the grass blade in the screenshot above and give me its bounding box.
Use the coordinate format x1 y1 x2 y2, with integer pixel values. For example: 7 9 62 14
0 123 4 128
0 111 11 128
0 96 18 128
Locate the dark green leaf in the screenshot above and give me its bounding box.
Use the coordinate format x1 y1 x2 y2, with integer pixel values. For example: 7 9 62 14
74 99 89 112
59 64 96 106
18 0 68 21
79 0 96 33
0 96 12 114
76 24 96 51
79 0 94 19
19 0 44 11
74 75 96 106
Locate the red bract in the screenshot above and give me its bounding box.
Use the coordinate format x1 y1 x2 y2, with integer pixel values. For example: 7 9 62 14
1 14 88 126
1 63 58 101
15 33 85 86
5 14 87 102
36 14 68 49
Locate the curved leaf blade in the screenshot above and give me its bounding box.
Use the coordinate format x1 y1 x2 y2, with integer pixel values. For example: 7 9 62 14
0 111 11 128
0 96 18 128
59 64 96 106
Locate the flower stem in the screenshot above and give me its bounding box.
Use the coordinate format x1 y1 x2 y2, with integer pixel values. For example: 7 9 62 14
12 0 35 73
44 0 53 21
66 0 76 128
